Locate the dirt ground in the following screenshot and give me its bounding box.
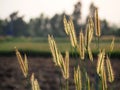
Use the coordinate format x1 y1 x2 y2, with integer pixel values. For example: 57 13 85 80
0 56 120 90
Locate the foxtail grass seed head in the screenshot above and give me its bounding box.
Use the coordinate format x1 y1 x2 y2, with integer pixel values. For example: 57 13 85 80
88 46 93 62
31 73 35 90
31 73 41 90
48 35 61 66
85 24 89 49
69 18 77 48
85 17 94 50
34 79 40 90
97 49 105 76
48 35 70 79
88 17 94 43
79 30 85 60
67 17 77 48
65 51 69 79
110 37 115 52
24 54 28 75
74 66 82 90
59 53 66 78
101 63 107 90
63 15 69 35
58 51 69 79
94 8 101 37
106 55 114 82
63 15 77 48
85 72 90 90
88 16 94 29
15 47 28 78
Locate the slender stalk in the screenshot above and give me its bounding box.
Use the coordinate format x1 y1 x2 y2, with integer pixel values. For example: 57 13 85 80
97 37 100 50
57 67 62 90
109 37 115 58
26 75 32 90
95 73 100 90
59 73 62 90
65 79 69 90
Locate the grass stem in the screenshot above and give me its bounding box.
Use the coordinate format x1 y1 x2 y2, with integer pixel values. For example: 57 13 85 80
65 79 69 90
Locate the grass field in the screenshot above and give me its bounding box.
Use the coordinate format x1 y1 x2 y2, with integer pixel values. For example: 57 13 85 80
0 36 120 57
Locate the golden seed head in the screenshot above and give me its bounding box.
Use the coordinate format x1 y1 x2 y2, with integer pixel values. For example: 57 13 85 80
59 53 66 78
48 35 69 79
63 15 69 35
97 49 105 76
106 55 114 82
74 66 82 90
48 35 61 66
85 24 89 49
88 17 94 43
88 16 94 28
24 54 28 75
85 17 94 50
31 73 41 90
79 30 85 60
63 16 77 48
110 37 115 52
15 47 28 78
59 51 69 79
65 51 69 79
68 17 77 48
101 63 107 90
94 8 101 37
88 46 93 62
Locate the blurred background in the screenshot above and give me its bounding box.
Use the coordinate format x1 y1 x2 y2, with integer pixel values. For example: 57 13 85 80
0 0 120 90
0 0 120 37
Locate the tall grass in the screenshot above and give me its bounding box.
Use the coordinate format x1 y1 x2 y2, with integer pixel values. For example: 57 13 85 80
15 47 41 90
15 9 115 90
48 9 114 90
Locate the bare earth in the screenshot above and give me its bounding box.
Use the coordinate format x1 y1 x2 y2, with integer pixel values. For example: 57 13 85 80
0 56 120 90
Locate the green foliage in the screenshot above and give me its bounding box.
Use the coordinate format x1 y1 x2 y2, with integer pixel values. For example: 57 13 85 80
0 37 120 58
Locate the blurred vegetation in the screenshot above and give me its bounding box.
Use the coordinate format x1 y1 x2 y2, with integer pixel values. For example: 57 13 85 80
0 37 120 58
0 2 120 37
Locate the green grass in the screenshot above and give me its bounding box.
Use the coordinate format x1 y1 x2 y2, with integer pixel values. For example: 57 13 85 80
0 37 120 57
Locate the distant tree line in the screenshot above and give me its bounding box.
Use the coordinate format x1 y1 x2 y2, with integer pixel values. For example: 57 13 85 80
0 2 120 37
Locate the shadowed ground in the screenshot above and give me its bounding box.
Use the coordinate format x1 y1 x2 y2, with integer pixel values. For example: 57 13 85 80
0 56 120 90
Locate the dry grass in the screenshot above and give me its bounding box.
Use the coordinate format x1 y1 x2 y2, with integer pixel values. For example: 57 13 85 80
15 9 116 90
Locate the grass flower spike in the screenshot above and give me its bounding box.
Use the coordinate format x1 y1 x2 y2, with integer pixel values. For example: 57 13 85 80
95 8 101 37
97 50 107 90
97 49 105 76
15 47 28 78
106 55 114 82
31 73 41 90
88 46 93 62
63 15 69 35
85 17 94 61
64 51 69 79
48 35 61 66
88 16 94 43
85 17 94 49
68 17 77 48
74 66 82 90
63 16 77 48
79 30 85 60
58 52 69 79
101 62 107 90
48 35 69 79
110 37 115 52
